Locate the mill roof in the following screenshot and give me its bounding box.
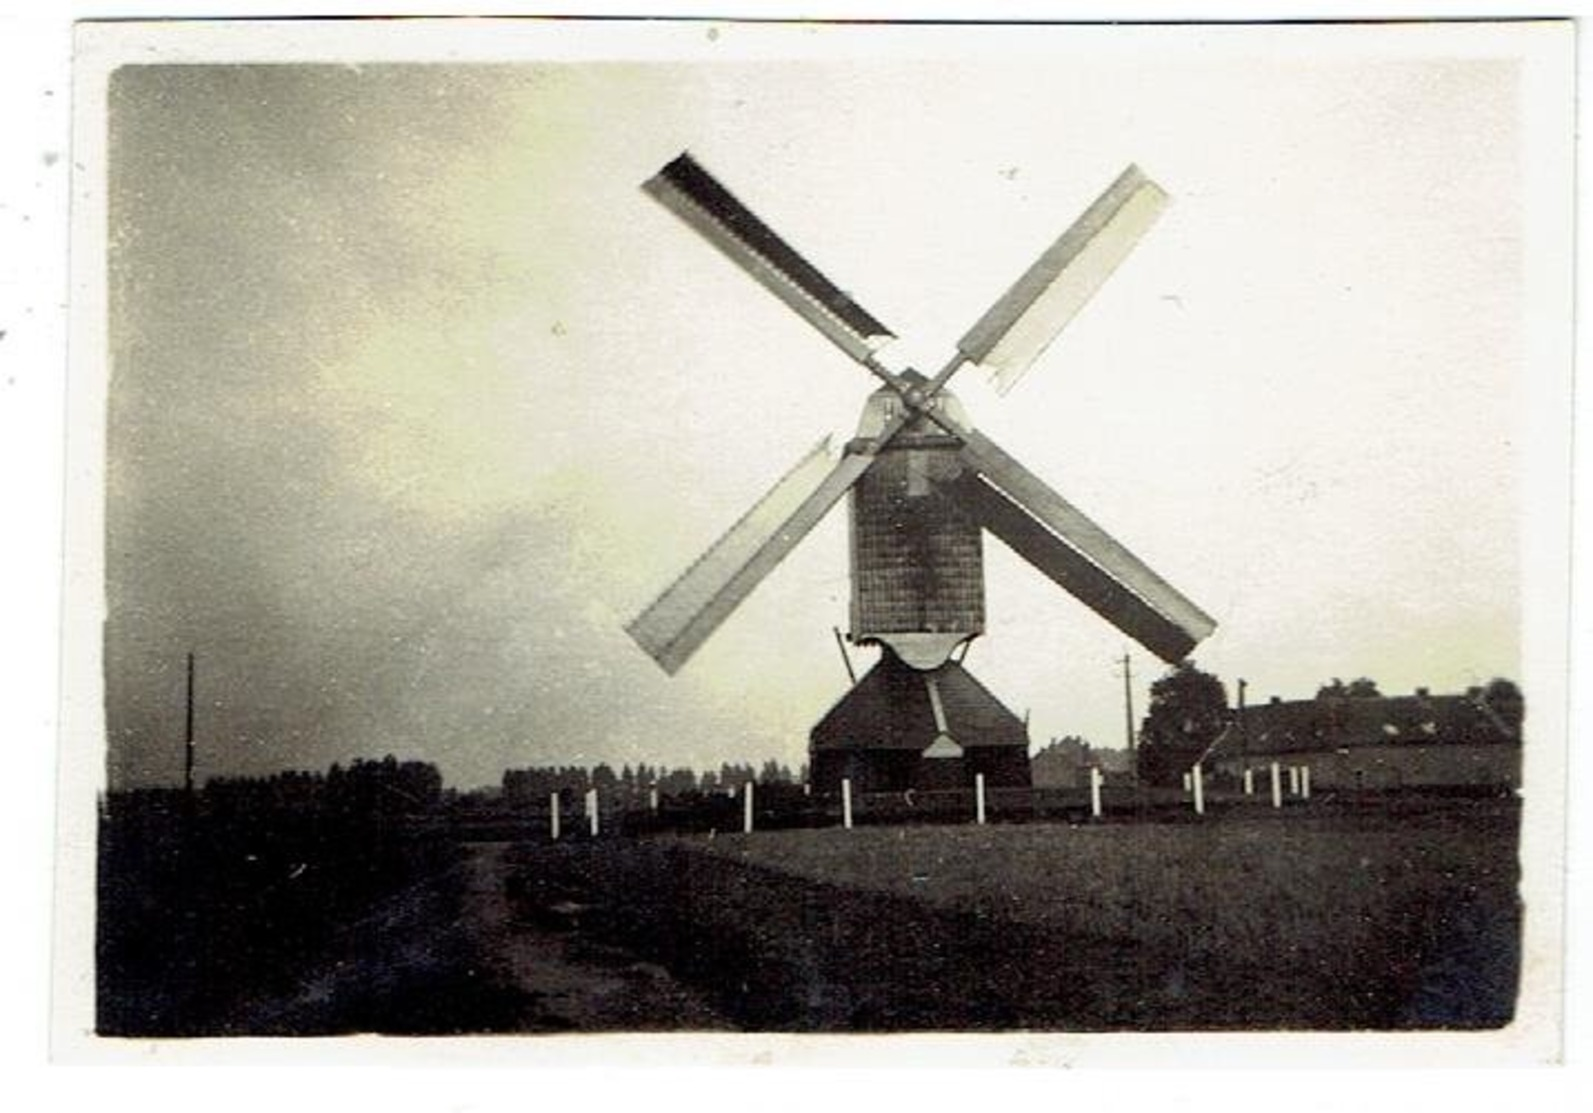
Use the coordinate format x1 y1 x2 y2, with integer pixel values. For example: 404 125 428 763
810 653 1028 752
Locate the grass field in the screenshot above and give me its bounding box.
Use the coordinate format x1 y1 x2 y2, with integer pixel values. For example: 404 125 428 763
508 799 1521 1031
709 807 1518 986
97 794 1521 1034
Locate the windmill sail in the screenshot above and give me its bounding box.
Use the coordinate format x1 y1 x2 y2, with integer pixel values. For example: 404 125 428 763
951 426 1215 661
958 164 1168 394
644 153 896 365
627 153 1214 678
954 473 1205 663
627 438 875 674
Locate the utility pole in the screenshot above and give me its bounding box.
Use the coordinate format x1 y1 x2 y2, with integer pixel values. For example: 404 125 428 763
1121 652 1136 753
184 651 196 799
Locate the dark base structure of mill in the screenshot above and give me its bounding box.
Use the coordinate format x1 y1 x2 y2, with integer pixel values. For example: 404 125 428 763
808 649 1032 794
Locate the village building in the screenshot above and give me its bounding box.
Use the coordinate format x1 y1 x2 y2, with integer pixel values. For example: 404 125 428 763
1204 686 1522 792
1030 737 1133 788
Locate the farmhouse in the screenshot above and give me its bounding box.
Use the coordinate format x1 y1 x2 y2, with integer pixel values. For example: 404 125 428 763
1205 686 1522 792
1030 737 1133 788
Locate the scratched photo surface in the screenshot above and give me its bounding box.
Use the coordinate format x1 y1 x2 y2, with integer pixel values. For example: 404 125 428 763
69 20 1571 1053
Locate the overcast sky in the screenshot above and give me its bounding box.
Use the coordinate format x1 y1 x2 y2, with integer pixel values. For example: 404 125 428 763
93 22 1565 789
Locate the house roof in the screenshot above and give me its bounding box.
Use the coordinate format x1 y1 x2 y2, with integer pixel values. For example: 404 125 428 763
810 653 1028 752
1207 692 1518 760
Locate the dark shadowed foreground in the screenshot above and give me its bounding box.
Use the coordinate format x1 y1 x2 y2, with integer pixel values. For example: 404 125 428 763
97 822 728 1035
98 798 1519 1035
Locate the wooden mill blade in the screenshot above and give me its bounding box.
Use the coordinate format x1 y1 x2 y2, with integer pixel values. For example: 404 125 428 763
950 427 1215 662
644 152 896 366
957 164 1168 394
627 439 877 674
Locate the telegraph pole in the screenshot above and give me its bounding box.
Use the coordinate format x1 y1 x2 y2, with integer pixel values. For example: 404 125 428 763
1237 677 1248 739
184 651 196 800
1121 652 1136 753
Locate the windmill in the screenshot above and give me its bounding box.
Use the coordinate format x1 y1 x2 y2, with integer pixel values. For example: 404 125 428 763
627 152 1216 793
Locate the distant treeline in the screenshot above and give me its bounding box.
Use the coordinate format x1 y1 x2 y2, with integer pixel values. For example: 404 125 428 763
198 755 446 817
110 755 809 817
500 760 805 807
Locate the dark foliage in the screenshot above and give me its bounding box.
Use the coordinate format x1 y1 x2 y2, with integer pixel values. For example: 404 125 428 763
501 760 797 809
96 793 470 1035
1317 677 1384 699
1136 661 1229 785
1477 678 1525 735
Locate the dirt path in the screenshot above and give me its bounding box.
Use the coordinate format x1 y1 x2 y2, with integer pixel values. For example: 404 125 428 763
201 841 732 1034
457 841 734 1031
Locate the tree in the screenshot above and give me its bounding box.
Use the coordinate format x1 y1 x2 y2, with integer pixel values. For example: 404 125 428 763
1317 677 1382 699
758 759 793 785
658 767 696 794
1480 677 1525 735
1136 661 1229 786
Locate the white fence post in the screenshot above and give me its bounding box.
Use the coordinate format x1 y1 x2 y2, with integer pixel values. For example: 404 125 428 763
586 787 599 836
1182 770 1193 793
1090 766 1103 819
1270 762 1282 809
1288 765 1300 796
1243 768 1254 796
743 780 754 833
1301 766 1312 800
1192 764 1205 815
975 773 987 825
649 785 659 812
550 791 560 840
841 778 853 829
